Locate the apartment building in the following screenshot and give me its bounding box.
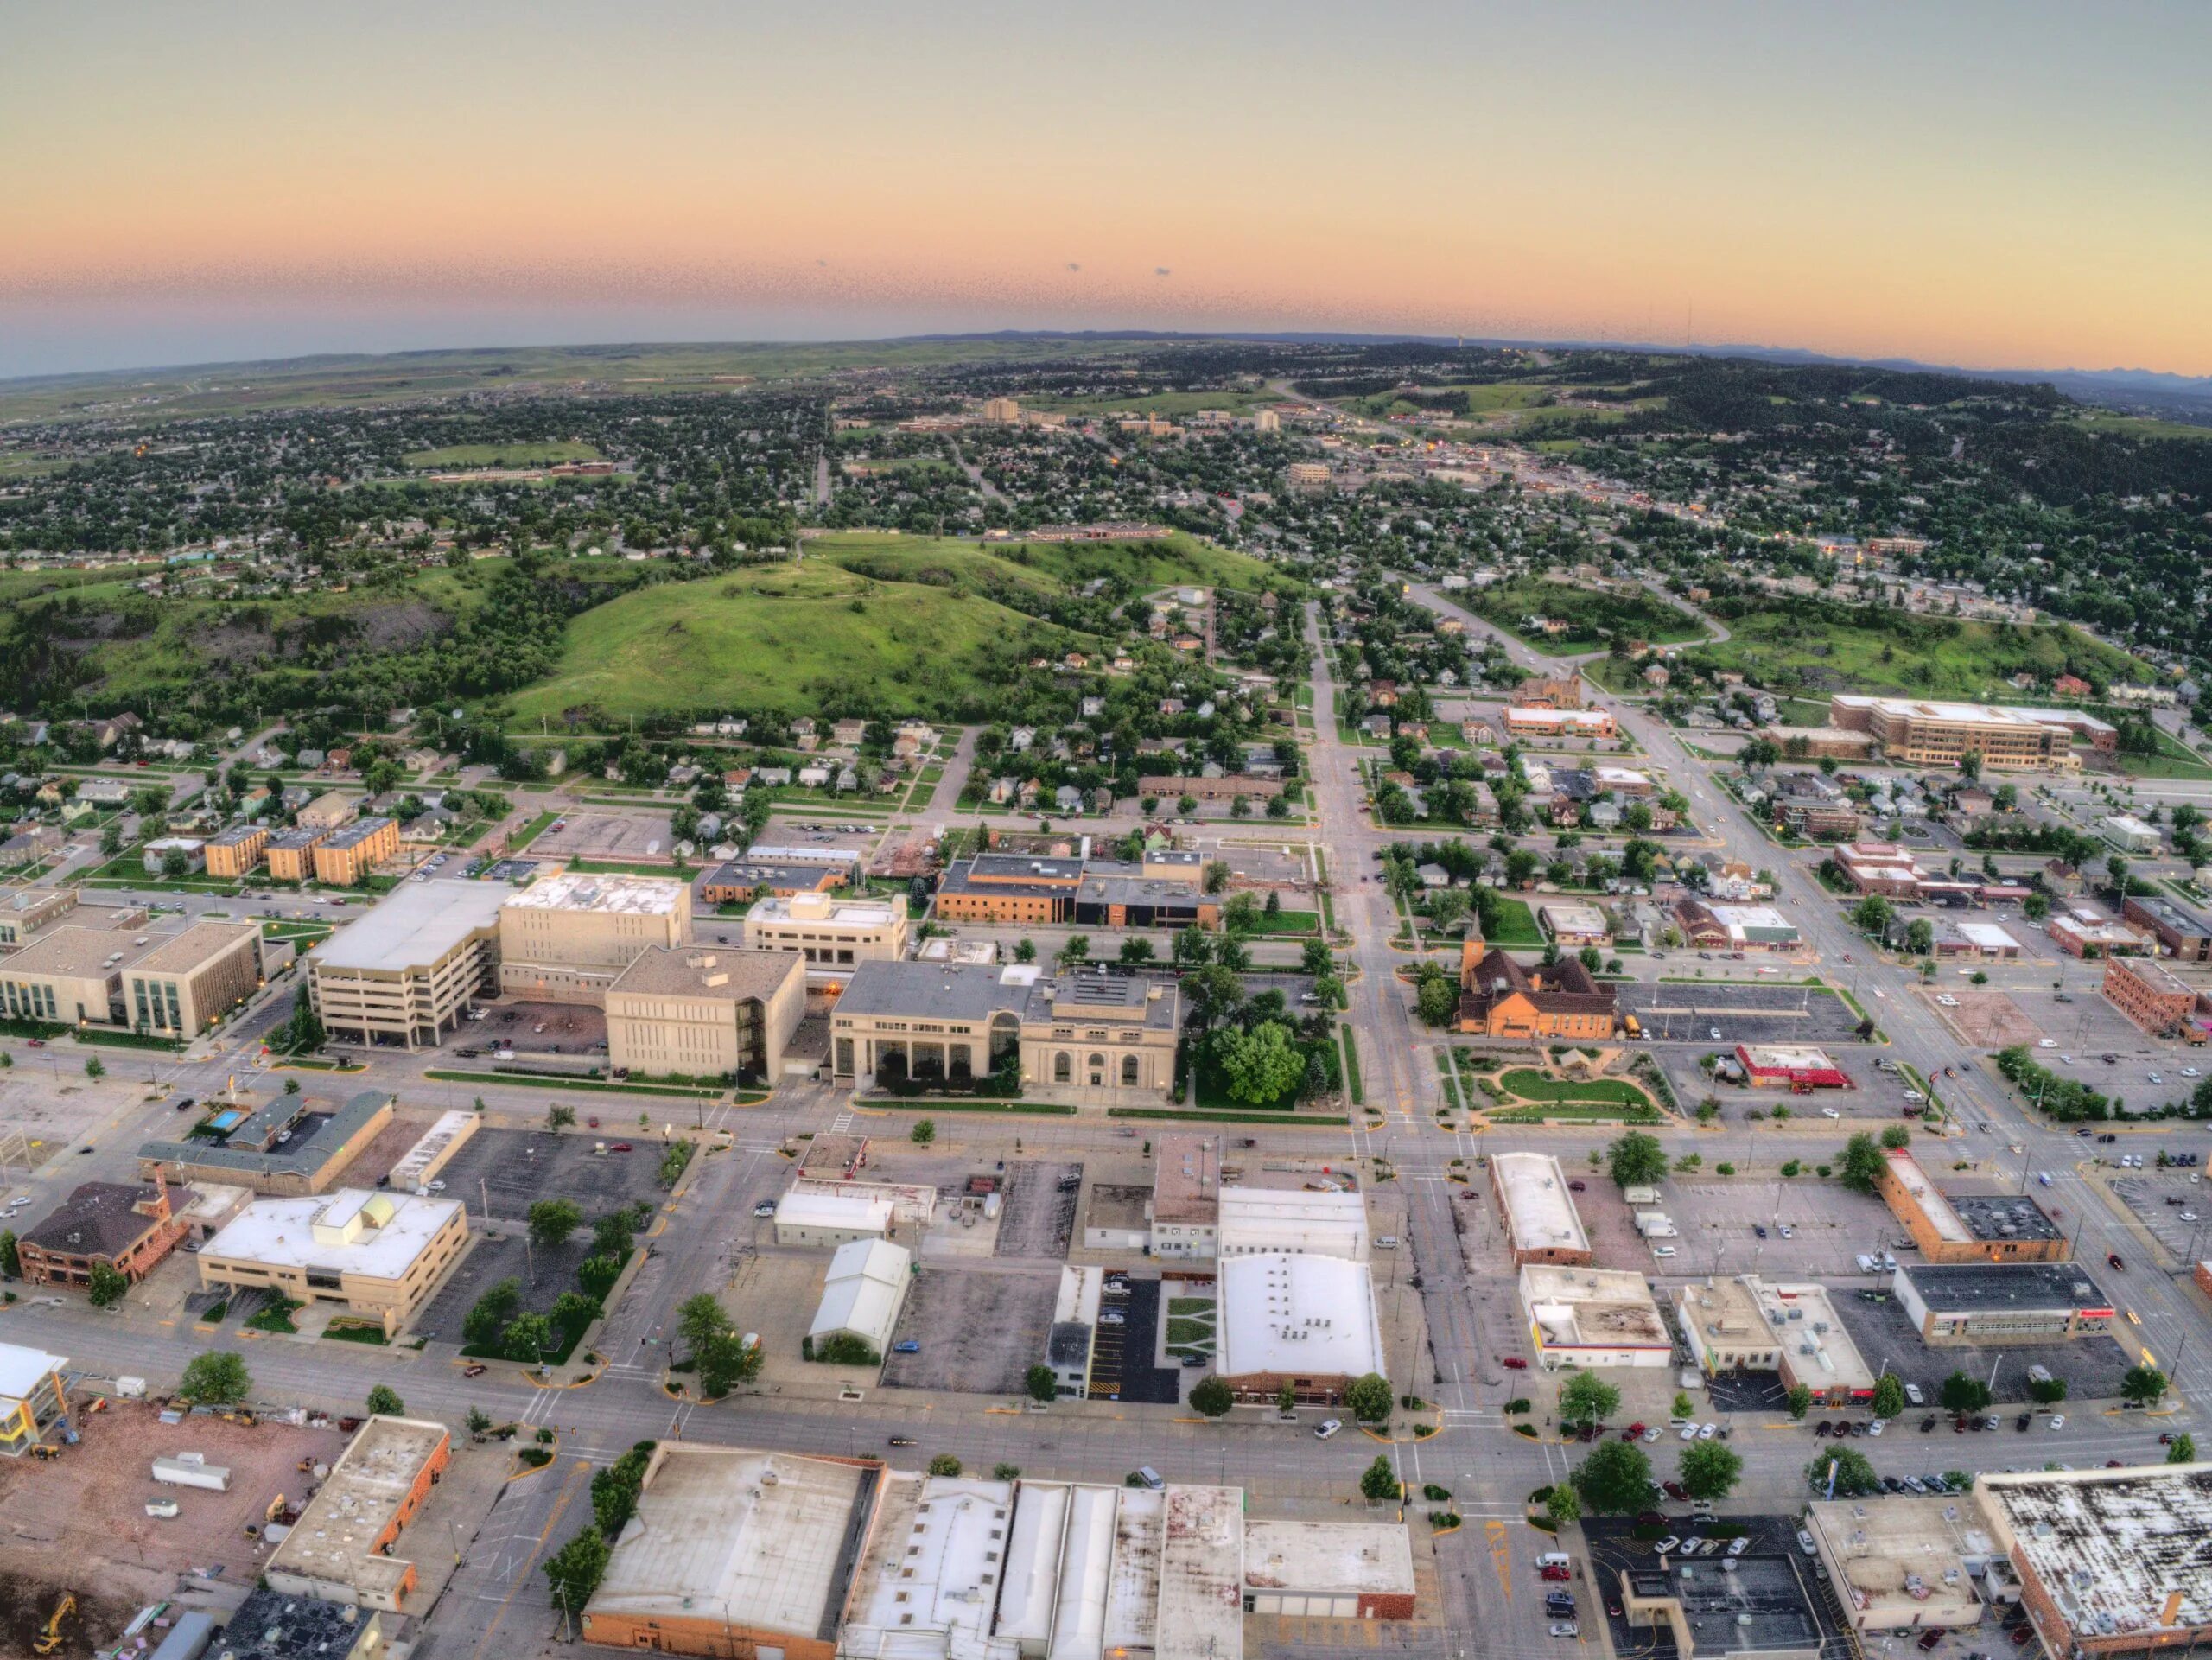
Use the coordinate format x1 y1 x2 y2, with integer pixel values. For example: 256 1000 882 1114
745 891 908 970
605 946 805 1082
296 791 361 831
203 823 270 879
264 825 330 883
311 817 398 886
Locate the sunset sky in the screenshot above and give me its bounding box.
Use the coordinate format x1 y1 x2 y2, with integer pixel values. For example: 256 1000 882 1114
5 0 2209 378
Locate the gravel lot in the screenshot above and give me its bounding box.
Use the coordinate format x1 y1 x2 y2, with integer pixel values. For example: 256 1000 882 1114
879 1264 1059 1395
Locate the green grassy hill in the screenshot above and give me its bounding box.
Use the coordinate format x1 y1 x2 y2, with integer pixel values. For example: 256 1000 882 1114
810 529 1280 598
1690 605 2149 702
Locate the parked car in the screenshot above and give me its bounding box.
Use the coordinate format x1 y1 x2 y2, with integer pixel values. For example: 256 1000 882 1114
461 1364 486 1378
753 1201 776 1218
1502 1357 1529 1370
893 1340 922 1354
1315 1419 1342 1440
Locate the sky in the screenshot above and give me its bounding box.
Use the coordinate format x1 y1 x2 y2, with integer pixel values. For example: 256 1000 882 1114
4 0 2209 380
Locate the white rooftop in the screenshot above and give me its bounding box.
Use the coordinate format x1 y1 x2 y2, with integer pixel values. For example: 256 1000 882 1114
1954 920 2021 951
1217 1186 1369 1260
843 1473 1017 1660
810 1237 911 1349
1521 1265 1671 1352
505 871 686 916
777 1189 893 1236
1217 1253 1385 1382
306 879 507 973
1882 1149 1971 1243
266 1415 449 1602
0 1340 66 1402
1978 1464 2212 1639
1242 1521 1414 1598
1159 1486 1243 1660
590 1446 874 1637
1493 1151 1590 1256
201 1189 461 1281
1102 1489 1164 1655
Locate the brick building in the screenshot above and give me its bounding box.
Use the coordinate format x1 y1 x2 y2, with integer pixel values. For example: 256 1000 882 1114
2101 955 2203 1039
17 1180 188 1289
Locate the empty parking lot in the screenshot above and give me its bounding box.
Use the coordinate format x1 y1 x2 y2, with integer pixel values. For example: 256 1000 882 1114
527 808 677 863
879 1262 1059 1395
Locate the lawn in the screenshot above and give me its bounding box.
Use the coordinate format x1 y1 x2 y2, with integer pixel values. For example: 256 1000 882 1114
1691 601 2148 702
1494 1069 1651 1106
402 440 603 469
1484 895 1545 947
1487 1102 1662 1124
507 531 1281 724
1470 578 1707 652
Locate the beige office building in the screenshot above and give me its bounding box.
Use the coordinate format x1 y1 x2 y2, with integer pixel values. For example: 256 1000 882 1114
497 872 691 1003
307 880 505 1049
0 887 82 947
606 947 805 1082
198 1188 467 1338
746 891 908 971
124 920 264 1036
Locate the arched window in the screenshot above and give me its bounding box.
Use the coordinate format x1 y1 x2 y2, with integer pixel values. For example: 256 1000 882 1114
1088 1053 1105 1087
1121 1054 1140 1086
1053 1052 1071 1083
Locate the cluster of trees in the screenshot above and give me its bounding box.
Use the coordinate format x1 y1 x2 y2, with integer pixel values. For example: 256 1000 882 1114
546 1439 662 1624
461 1205 643 1362
675 1292 765 1398
1179 949 1343 1109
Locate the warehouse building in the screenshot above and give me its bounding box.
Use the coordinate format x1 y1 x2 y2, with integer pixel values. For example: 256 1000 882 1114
1217 1186 1369 1262
138 1088 395 1197
1974 1464 2212 1660
1877 1148 2070 1264
808 1237 912 1359
774 1189 894 1247
1215 1251 1386 1406
1891 1262 2114 1345
1521 1265 1672 1369
197 1188 467 1337
1491 1150 1592 1266
264 1415 452 1613
1804 1494 2005 1633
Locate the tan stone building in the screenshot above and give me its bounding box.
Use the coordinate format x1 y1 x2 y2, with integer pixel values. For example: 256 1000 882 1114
745 891 908 970
497 871 691 1004
0 887 82 947
606 947 805 1083
296 791 362 831
198 1189 467 1338
124 920 264 1036
307 881 505 1049
264 825 329 882
312 817 398 886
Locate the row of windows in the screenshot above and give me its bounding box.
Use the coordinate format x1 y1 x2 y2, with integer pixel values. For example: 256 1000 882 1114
2 982 57 1020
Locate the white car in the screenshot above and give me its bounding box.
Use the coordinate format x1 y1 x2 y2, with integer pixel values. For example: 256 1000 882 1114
1937 995 1960 1008
1867 1419 1885 1437
2184 1067 2202 1078
2181 1211 2199 1223
1904 1383 1924 1405
1652 1245 1677 1259
1699 1422 1718 1439
1654 1536 1681 1555
1821 1107 1841 1119
1727 1537 1751 1557
2047 1415 2066 1431
2037 1036 2056 1047
1680 1423 1699 1441
2148 1073 2164 1086
1642 1426 1661 1442
1315 1419 1342 1440
1550 1624 1580 1638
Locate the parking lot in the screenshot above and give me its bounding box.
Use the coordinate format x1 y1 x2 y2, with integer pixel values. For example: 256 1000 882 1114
1824 1288 2139 1405
430 1125 671 1227
879 1262 1060 1395
756 815 879 862
2110 1171 2212 1259
435 997 608 1062
527 807 678 864
1653 1050 1915 1128
1620 982 1867 1047
1648 1177 1901 1280
1581 1515 1847 1660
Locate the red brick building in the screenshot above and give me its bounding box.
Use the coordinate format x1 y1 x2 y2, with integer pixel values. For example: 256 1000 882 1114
2101 955 2202 1040
17 1181 187 1290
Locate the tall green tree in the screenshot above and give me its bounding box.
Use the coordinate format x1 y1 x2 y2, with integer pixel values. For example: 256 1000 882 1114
1359 1455 1401 1502
1569 1441 1653 1514
1190 1377 1234 1418
1871 1374 1906 1420
86 1260 130 1308
528 1199 583 1249
543 1528 612 1620
2121 1365 2168 1407
366 1384 405 1416
1607 1131 1668 1189
1344 1372 1394 1423
1558 1372 1622 1428
1679 1440 1743 1501
178 1351 251 1405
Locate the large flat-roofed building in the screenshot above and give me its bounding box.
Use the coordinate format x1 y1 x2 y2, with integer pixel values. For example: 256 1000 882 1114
1878 1148 2070 1264
932 853 1088 924
1217 1186 1370 1262
2102 955 2204 1040
1504 706 1617 740
296 792 361 831
1835 840 1926 899
934 850 1219 930
1046 1265 1102 1397
1891 1262 2114 1345
1241 1521 1415 1620
0 925 156 1026
1491 1151 1592 1265
124 919 264 1036
17 1180 187 1290
204 823 270 879
582 1446 880 1660
747 891 909 972
138 1088 395 1196
212 1589 383 1660
497 871 691 1003
307 880 505 1049
311 817 398 887
830 962 1179 1104
1522 1265 1671 1369
1216 1251 1386 1406
2122 894 2212 964
1150 1133 1221 1258
702 856 855 905
1829 695 2111 770
1737 1044 1848 1090
0 887 82 947
264 1415 452 1612
1751 1277 1875 1404
197 1188 467 1336
1804 1495 1999 1633
1538 900 1611 947
1673 900 1800 951
1974 1465 2212 1659
606 946 804 1084
0 1341 69 1458
1618 1547 1828 1660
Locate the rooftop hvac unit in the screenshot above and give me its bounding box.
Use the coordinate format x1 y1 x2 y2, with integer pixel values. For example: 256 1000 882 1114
1799 1342 1815 1355
1789 1308 1805 1320
1813 1322 1829 1334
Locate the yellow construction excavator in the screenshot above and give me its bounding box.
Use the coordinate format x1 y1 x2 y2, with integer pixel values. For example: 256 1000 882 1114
32 1590 76 1655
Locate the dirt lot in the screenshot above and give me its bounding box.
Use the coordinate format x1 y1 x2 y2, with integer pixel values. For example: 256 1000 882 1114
527 808 676 863
1936 989 2045 1049
327 1104 447 1186
879 1263 1059 1396
0 1405 349 1636
994 1161 1080 1261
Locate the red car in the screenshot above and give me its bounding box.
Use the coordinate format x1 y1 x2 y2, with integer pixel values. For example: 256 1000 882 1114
1662 1481 1688 1501
1917 1632 1942 1652
608 1142 633 1153
1541 1565 1571 1582
24 1038 44 1048
1568 1180 1588 1192
1502 1357 1529 1371
461 1364 486 1377
588 1116 601 1129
